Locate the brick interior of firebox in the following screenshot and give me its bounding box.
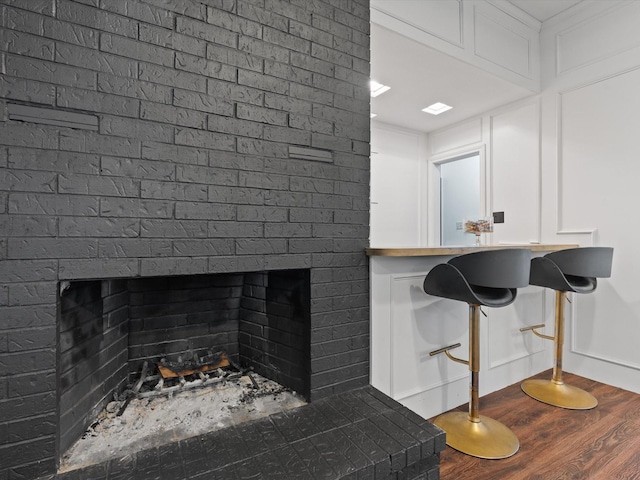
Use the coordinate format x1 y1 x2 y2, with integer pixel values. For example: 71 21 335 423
58 270 311 458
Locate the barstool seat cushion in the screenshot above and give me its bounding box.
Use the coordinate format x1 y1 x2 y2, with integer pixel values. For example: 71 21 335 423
472 285 516 307
424 249 531 308
529 247 613 293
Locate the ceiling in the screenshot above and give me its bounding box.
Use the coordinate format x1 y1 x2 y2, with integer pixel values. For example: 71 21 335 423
370 23 533 133
370 0 584 133
508 0 583 22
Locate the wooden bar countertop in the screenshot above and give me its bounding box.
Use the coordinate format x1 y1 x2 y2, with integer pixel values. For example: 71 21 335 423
366 244 578 257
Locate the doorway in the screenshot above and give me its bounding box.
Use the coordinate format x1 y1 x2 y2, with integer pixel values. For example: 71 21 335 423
439 153 480 246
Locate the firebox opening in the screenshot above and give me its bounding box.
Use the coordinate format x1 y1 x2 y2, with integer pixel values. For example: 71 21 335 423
56 269 311 469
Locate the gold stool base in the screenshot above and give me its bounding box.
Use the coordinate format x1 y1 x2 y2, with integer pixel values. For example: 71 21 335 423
433 411 519 459
521 379 597 410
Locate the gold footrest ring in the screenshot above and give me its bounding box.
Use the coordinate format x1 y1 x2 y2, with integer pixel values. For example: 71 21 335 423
433 411 519 459
521 379 597 410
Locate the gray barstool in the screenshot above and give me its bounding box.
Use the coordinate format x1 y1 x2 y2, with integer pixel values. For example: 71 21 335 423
520 247 613 409
424 248 531 459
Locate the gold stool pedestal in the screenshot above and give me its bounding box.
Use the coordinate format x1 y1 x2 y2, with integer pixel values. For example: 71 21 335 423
520 291 598 410
521 379 598 410
433 412 519 459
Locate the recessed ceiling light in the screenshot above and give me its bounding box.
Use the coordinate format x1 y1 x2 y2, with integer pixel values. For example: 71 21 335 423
422 102 453 115
370 113 377 118
370 80 390 97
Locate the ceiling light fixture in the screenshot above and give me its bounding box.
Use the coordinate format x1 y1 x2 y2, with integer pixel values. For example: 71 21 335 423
370 80 390 97
370 113 377 118
422 102 453 115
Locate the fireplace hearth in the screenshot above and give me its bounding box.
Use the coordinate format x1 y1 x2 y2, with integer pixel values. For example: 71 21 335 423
60 368 306 472
54 385 444 480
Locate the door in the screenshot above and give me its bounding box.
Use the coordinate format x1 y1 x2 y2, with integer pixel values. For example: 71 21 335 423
440 153 480 246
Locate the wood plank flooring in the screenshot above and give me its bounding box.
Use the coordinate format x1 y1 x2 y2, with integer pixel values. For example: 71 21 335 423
436 370 640 480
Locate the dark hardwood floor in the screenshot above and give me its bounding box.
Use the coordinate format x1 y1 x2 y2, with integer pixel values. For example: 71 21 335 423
435 370 640 480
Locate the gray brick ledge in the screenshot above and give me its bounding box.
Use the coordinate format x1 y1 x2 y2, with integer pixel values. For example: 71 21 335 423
48 386 443 480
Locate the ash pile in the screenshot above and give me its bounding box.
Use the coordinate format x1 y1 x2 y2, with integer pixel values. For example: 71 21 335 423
59 351 307 473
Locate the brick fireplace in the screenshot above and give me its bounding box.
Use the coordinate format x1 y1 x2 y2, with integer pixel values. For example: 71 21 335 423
0 1 444 478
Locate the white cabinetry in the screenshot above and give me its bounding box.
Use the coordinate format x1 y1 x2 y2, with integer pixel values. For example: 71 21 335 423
370 250 554 420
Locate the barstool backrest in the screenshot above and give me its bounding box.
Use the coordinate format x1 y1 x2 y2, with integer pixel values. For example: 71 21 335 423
544 247 613 278
448 248 531 289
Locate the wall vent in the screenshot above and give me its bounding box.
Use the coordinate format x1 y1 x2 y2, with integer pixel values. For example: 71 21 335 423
8 103 99 131
288 146 333 163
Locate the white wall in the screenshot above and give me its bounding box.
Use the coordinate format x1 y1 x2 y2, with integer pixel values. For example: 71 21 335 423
370 0 640 395
490 100 541 244
538 0 640 392
370 122 427 247
426 98 540 248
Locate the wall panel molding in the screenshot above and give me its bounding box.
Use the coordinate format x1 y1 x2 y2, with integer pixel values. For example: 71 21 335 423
556 1 640 76
372 0 540 91
556 66 640 234
569 297 640 370
556 68 640 375
390 274 469 398
429 117 483 156
371 0 464 49
489 99 541 244
474 3 534 79
488 290 546 369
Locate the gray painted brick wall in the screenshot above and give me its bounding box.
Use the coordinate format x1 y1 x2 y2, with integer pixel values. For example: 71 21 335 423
0 0 370 477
